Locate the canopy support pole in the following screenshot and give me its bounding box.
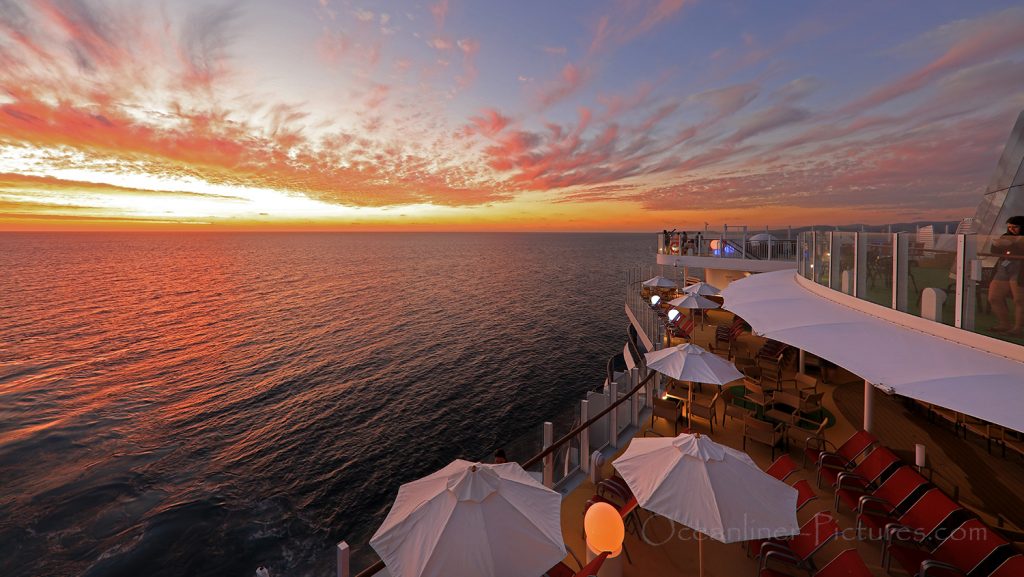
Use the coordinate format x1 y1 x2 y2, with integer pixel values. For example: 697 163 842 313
698 533 705 577
863 380 875 433
798 349 806 375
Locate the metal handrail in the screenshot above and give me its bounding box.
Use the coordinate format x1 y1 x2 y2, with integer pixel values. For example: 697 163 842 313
351 363 656 577
522 369 654 469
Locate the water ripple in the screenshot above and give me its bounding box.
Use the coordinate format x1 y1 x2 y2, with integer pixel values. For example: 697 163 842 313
0 232 654 577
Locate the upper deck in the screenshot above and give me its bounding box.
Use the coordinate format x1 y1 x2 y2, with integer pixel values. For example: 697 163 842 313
794 229 1024 349
656 228 797 273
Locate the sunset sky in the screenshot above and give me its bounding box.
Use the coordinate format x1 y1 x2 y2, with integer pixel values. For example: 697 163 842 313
1 0 1023 231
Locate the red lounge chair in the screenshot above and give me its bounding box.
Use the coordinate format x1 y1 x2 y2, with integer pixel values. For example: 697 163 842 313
842 465 929 516
792 479 818 512
991 555 1024 577
810 430 879 487
805 429 877 470
670 316 695 339
865 488 963 565
888 519 1012 576
573 552 609 577
759 549 871 577
824 446 901 500
750 511 840 571
544 550 610 577
764 454 799 482
712 318 746 358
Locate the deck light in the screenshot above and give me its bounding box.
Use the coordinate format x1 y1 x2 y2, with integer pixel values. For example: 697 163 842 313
650 294 661 306
667 309 680 323
584 502 625 558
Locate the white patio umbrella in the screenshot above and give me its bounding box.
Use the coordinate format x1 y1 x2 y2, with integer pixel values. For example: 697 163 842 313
682 281 721 296
613 433 799 577
667 292 720 328
645 343 742 384
370 459 566 577
642 275 677 288
644 343 743 426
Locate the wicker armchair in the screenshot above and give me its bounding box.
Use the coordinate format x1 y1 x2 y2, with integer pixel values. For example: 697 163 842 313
743 415 785 460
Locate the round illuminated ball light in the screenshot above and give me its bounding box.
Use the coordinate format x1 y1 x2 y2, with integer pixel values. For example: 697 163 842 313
583 502 625 557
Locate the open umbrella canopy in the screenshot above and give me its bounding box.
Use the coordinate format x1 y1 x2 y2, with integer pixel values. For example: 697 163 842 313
643 343 742 384
612 434 799 543
370 459 566 577
682 282 721 296
667 293 720 309
642 275 678 288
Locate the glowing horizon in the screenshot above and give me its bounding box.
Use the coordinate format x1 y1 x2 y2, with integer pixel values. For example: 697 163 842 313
1 0 1023 231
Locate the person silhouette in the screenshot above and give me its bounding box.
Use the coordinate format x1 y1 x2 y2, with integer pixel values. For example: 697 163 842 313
989 216 1024 336
493 449 508 464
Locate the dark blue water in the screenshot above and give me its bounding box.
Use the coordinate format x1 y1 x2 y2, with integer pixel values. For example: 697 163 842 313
0 233 655 577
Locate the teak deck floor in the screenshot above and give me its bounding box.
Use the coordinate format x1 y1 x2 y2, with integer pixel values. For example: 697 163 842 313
556 310 1023 576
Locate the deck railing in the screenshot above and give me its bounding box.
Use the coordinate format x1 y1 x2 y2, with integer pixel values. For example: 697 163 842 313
657 228 797 262
796 231 1023 347
625 265 669 347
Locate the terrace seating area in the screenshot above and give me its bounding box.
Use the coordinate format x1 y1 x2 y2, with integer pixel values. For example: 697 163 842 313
553 307 1024 576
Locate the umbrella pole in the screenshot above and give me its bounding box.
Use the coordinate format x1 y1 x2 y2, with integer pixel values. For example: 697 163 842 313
687 383 693 429
698 532 704 577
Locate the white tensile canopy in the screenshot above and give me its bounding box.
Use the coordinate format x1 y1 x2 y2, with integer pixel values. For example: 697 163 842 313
613 434 799 577
370 460 566 577
721 270 1024 431
642 275 678 288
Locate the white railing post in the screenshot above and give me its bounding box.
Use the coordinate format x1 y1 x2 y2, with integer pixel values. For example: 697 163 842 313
608 381 619 448
955 234 976 330
741 225 747 259
630 368 640 426
892 232 909 311
543 421 554 488
767 237 774 260
337 542 350 577
579 399 590 474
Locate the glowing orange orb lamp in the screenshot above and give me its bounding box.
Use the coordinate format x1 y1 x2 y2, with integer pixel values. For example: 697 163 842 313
584 502 625 558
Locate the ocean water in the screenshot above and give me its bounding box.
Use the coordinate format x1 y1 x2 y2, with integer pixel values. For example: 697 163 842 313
0 232 657 577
